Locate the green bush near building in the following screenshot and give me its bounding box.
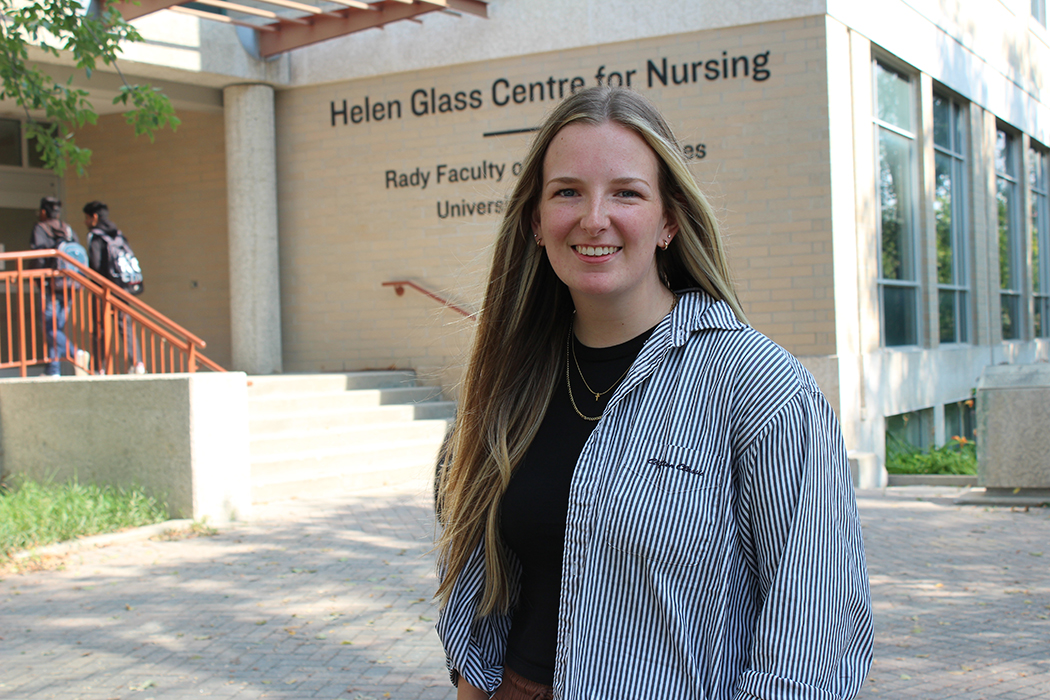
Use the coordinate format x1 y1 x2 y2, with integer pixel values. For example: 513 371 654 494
0 477 168 559
886 436 978 475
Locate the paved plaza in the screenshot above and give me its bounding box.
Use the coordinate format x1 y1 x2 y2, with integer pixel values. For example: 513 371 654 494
1 482 1048 699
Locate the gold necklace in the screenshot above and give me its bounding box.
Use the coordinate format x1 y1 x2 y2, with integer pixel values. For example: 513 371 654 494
564 294 679 422
571 332 632 402
565 328 602 422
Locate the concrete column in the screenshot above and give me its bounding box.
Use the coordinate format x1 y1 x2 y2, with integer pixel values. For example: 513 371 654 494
224 83 283 374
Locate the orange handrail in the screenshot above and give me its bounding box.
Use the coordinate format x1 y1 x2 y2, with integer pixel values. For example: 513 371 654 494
0 250 224 377
382 280 475 318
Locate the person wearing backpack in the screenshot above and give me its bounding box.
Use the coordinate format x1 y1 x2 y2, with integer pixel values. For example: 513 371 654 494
84 201 144 374
29 196 87 376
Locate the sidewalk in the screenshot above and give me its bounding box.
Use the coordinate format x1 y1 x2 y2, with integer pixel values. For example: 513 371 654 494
1 482 1047 699
855 486 1050 699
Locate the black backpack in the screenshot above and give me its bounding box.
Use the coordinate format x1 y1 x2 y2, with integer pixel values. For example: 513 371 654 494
91 229 144 295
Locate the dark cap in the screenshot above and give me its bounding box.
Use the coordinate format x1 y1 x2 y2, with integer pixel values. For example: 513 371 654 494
40 196 61 219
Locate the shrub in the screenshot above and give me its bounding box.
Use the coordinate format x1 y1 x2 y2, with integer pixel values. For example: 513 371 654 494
885 436 978 475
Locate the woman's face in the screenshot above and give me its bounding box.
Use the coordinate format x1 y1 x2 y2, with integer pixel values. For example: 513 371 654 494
533 121 676 310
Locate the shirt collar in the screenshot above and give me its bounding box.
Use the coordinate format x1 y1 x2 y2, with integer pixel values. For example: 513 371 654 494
665 288 748 347
606 289 747 408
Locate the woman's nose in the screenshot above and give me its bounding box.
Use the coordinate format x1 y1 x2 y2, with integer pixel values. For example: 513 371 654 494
580 197 608 235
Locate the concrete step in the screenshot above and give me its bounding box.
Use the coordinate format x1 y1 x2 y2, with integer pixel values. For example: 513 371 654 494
246 370 452 504
246 371 418 397
250 439 442 502
249 419 450 458
248 386 444 416
251 461 434 502
248 401 456 434
251 438 442 478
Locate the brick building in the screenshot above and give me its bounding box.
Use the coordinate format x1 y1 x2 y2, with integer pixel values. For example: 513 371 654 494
1 0 1047 469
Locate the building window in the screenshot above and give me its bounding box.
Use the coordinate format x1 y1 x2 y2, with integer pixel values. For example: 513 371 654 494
874 61 920 347
0 117 51 170
886 408 934 456
933 94 970 343
0 118 23 167
996 128 1023 340
1035 0 1048 27
1031 144 1049 338
944 398 976 443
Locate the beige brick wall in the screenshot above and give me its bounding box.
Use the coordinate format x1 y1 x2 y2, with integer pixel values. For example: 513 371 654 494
275 16 834 387
63 111 231 368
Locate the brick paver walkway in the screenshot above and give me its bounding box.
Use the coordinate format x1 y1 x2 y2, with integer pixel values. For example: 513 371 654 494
1 482 1047 699
856 487 1050 699
1 480 451 700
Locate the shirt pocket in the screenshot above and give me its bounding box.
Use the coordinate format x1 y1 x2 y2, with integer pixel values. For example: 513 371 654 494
602 444 719 567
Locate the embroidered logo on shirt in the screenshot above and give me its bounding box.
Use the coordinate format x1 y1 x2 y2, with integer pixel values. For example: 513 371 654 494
646 457 703 476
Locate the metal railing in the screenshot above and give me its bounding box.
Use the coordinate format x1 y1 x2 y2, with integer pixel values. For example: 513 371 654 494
0 250 224 377
382 280 475 318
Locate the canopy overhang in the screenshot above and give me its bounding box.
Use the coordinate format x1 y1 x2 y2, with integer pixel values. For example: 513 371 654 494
115 0 488 58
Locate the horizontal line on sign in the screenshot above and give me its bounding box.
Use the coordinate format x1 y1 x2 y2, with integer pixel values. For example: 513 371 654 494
482 127 540 137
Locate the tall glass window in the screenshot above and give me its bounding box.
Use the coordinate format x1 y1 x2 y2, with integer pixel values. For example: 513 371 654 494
996 129 1023 340
944 399 976 443
0 118 51 170
933 94 969 343
1031 145 1049 338
0 118 22 167
874 61 920 347
1035 0 1048 26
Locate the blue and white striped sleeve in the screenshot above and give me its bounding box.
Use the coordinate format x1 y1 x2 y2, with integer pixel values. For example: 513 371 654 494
733 387 873 700
435 539 513 696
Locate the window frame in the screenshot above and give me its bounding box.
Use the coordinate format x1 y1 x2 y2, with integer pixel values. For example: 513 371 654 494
996 126 1024 341
932 91 971 345
873 58 923 348
1030 142 1050 338
0 117 53 172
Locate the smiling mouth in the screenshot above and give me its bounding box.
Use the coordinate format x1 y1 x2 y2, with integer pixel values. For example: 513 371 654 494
574 245 621 257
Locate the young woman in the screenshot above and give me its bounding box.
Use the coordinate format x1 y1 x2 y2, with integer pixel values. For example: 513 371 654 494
435 87 872 700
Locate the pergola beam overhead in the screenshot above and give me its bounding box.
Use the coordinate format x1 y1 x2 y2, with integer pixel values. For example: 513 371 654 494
170 5 279 30
116 0 184 22
438 0 487 18
114 0 487 56
258 0 486 57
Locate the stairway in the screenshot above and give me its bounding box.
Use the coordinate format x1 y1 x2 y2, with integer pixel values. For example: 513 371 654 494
247 371 454 503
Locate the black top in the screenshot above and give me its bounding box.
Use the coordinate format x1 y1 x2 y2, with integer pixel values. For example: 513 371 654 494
87 222 121 276
500 325 654 685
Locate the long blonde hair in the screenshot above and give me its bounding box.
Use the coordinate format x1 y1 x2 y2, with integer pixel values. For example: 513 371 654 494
435 86 745 616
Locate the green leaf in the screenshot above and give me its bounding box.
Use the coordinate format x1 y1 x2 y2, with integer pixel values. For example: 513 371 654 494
0 0 177 176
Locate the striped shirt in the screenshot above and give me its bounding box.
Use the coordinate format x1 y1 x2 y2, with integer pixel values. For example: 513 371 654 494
437 290 873 699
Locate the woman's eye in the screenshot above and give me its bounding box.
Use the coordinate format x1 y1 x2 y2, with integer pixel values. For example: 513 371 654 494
617 190 641 198
555 188 577 197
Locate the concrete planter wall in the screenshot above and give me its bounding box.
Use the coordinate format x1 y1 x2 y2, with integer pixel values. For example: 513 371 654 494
0 373 251 522
976 364 1050 490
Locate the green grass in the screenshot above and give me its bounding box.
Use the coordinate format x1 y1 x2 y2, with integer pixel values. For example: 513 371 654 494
0 477 168 559
885 436 978 475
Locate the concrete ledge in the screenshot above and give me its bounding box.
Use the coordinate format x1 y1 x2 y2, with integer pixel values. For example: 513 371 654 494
977 364 1050 489
954 488 1050 507
10 519 195 561
0 373 251 522
888 474 978 487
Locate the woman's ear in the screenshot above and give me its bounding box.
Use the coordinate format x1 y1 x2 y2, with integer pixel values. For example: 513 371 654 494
532 210 544 246
662 212 679 244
